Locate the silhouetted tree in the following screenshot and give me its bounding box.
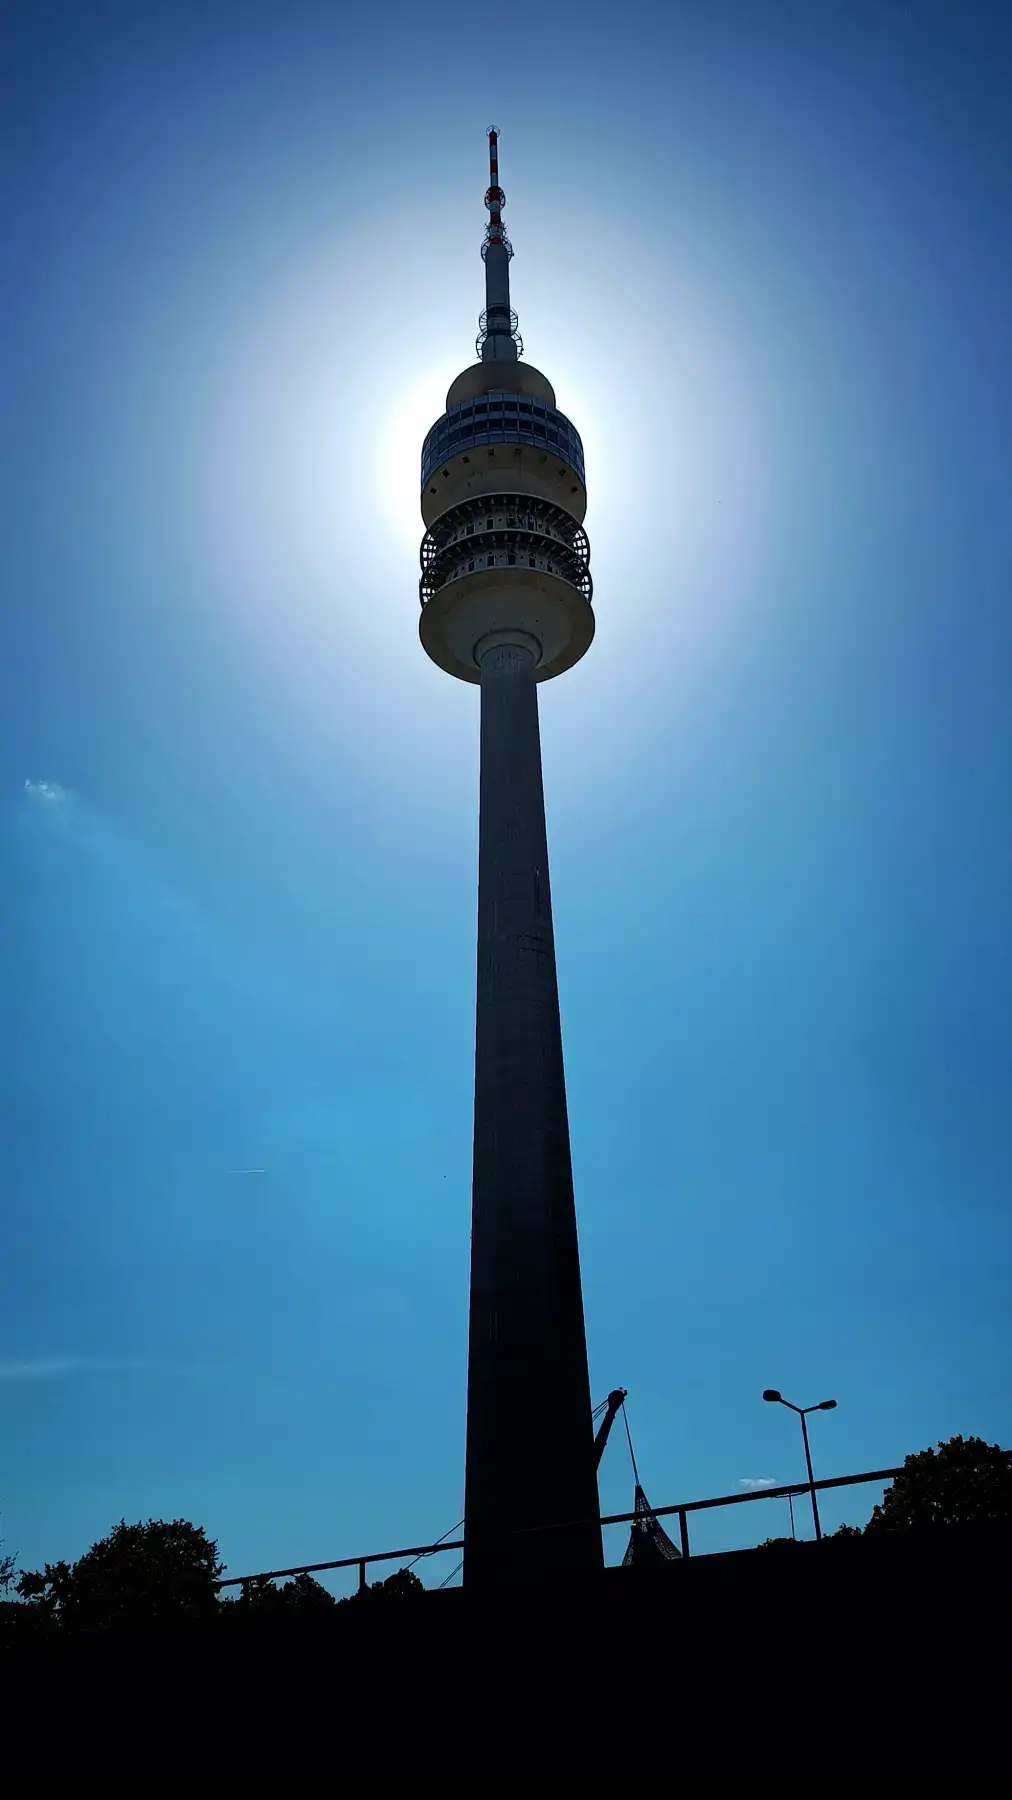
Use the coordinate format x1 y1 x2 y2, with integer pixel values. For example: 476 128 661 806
15 1561 73 1620
758 1440 1012 1547
234 1571 337 1613
17 1518 223 1632
863 1436 1012 1537
344 1567 425 1603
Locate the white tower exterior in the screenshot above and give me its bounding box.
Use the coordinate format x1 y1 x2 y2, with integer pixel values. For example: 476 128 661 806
420 134 600 1587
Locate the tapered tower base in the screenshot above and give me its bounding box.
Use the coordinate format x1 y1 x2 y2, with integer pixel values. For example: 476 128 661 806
462 639 602 1586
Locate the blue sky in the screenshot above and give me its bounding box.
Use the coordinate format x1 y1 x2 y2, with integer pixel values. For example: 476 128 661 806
2 0 1010 1583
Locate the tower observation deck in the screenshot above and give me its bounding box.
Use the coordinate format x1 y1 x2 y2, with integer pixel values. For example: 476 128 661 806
419 133 601 1587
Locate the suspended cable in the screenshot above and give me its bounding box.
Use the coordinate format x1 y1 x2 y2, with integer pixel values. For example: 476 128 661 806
437 1559 464 1589
621 1401 642 1488
404 1519 464 1572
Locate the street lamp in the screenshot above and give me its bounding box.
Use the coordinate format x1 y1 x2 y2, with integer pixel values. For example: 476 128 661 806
762 1390 837 1541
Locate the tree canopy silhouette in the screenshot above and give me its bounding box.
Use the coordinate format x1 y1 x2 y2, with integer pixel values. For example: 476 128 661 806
12 1520 432 1639
352 1567 424 1601
17 1518 223 1632
760 1437 1010 1547
863 1435 1012 1536
233 1571 337 1614
228 1566 425 1612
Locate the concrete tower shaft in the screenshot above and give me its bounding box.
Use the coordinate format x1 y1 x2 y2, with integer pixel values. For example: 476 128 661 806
419 136 600 1587
465 636 603 1585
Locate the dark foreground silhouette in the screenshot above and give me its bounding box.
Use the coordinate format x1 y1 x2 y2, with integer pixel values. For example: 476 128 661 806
3 1437 1009 1771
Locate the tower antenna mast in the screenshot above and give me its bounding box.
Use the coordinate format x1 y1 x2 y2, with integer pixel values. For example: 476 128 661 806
478 127 522 361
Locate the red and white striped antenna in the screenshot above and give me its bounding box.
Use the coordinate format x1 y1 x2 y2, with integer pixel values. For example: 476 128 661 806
483 126 511 259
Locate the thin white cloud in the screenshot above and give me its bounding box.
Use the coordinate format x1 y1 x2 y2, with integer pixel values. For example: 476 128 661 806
0 1358 82 1382
23 778 70 808
0 1357 223 1386
739 1476 778 1490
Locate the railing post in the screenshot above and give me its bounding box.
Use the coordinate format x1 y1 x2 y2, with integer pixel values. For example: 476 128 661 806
678 1510 690 1559
358 1560 368 1593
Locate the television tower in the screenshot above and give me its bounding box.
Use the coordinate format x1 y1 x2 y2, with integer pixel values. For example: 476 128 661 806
419 133 601 1586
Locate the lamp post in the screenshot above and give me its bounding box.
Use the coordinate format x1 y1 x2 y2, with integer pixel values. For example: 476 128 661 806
762 1390 837 1541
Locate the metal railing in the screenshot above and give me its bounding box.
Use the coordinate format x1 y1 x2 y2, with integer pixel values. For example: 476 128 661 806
215 1464 905 1594
530 1465 906 1559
